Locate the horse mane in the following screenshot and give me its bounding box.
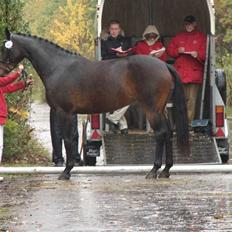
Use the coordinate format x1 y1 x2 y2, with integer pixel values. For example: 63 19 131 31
14 32 80 56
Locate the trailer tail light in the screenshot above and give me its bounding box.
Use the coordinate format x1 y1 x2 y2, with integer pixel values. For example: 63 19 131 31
216 128 225 137
91 129 101 140
91 114 100 129
215 105 224 127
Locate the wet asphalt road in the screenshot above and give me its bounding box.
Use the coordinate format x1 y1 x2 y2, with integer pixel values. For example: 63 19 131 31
6 173 232 232
2 103 230 231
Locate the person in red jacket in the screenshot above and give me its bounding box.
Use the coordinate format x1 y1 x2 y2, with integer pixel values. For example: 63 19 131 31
134 25 167 62
0 65 32 164
167 15 206 122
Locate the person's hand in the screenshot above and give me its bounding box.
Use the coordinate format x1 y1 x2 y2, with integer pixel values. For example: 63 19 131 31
25 79 33 87
178 47 185 53
190 51 198 58
115 46 122 52
116 52 128 57
18 64 24 75
154 50 164 58
18 64 24 73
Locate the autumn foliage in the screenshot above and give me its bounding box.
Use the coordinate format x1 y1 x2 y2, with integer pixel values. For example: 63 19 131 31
47 0 95 59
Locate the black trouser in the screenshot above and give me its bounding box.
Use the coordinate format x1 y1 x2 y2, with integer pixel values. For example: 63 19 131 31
50 108 80 164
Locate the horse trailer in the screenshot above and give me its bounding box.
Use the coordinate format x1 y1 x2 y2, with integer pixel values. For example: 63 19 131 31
82 0 229 166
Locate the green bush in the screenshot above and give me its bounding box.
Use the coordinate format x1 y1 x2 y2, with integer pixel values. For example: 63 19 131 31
3 119 49 164
217 54 232 105
2 83 50 164
0 1 49 165
223 56 232 105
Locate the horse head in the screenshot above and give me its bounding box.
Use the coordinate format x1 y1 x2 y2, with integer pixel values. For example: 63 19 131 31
0 28 25 75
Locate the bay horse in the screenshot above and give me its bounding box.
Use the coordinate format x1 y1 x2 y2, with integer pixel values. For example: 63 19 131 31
0 29 189 180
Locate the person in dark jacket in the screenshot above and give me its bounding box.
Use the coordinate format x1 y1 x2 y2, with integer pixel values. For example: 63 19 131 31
101 20 131 60
50 109 81 166
101 20 131 134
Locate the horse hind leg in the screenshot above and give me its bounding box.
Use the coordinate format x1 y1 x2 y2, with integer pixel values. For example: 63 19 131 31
158 117 173 178
145 112 166 179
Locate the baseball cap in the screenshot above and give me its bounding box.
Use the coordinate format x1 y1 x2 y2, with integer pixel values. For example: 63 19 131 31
184 15 196 23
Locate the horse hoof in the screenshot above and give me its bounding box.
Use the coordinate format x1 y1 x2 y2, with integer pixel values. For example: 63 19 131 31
145 171 158 179
158 171 170 179
58 172 71 180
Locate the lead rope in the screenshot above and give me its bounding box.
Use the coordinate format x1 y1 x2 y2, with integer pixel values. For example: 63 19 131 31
18 69 33 122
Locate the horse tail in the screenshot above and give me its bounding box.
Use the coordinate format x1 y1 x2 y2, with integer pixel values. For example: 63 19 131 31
166 64 189 154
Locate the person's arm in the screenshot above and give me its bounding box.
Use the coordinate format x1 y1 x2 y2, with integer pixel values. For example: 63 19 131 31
101 40 115 60
122 37 132 51
101 39 108 60
152 42 168 61
196 34 207 62
133 42 146 55
187 34 207 62
167 36 180 58
159 51 168 62
3 78 32 94
2 81 26 94
115 38 131 58
0 71 21 87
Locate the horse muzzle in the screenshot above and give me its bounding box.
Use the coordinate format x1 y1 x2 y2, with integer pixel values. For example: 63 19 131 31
0 61 15 75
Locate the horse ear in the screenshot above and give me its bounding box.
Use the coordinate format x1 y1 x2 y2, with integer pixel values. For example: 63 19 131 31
5 28 11 40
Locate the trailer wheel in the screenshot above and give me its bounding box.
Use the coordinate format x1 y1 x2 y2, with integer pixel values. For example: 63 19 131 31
217 139 229 164
215 69 227 105
82 121 97 166
83 145 97 166
221 154 229 164
82 133 97 166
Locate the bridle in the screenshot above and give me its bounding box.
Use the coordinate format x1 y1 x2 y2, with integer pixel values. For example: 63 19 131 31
0 60 15 74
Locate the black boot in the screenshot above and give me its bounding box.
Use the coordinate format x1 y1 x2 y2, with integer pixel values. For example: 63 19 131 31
71 114 84 166
105 118 118 133
54 160 64 167
75 158 84 166
50 109 64 165
120 128 128 135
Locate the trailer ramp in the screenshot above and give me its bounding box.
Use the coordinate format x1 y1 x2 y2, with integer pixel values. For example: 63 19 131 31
103 132 221 165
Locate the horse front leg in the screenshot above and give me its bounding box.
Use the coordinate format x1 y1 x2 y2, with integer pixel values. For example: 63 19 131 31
58 112 75 180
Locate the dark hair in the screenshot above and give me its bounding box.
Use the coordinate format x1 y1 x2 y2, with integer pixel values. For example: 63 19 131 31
109 20 121 27
184 15 196 23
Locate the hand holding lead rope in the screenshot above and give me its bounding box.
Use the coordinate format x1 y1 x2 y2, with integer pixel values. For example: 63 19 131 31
25 75 33 88
17 64 33 89
18 64 24 72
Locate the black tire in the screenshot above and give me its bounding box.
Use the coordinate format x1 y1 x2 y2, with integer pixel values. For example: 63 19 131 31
82 140 97 166
81 121 97 166
215 69 227 105
217 139 230 164
83 147 97 166
221 154 229 164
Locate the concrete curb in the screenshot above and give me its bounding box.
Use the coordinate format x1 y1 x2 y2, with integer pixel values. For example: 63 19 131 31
0 165 232 175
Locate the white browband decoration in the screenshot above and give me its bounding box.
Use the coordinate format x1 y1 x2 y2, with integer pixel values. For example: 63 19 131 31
5 40 13 49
